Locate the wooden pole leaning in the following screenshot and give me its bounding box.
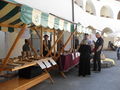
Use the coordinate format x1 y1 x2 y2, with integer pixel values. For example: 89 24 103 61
2 25 27 66
45 30 64 57
31 27 43 57
35 28 42 57
56 30 76 59
34 29 42 39
55 30 76 78
27 40 38 57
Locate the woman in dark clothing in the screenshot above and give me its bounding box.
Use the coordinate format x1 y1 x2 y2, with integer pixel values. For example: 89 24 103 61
78 34 92 77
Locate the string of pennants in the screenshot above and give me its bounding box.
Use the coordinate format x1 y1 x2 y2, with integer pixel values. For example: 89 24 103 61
31 9 73 32
0 1 74 32
77 23 93 34
0 0 93 34
21 6 93 34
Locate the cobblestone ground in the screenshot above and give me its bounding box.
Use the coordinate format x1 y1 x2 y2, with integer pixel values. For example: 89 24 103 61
30 51 120 90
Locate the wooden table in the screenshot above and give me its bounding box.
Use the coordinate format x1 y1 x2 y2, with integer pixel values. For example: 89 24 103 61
59 53 79 72
0 60 54 90
0 73 53 90
0 61 37 72
58 52 80 78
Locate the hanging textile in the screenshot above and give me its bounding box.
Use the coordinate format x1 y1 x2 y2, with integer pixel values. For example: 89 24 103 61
0 0 74 33
48 15 55 29
54 17 60 30
41 12 49 28
20 5 33 24
0 0 24 32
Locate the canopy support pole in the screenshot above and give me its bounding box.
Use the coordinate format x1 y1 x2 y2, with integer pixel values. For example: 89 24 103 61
56 30 76 59
33 27 42 56
55 30 76 78
2 25 26 66
40 27 43 56
53 29 56 57
31 27 42 57
27 40 38 57
46 31 64 57
34 29 42 39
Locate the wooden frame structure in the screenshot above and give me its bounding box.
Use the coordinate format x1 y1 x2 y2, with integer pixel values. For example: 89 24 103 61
0 0 78 89
30 26 77 60
0 16 75 90
30 26 77 78
0 24 55 90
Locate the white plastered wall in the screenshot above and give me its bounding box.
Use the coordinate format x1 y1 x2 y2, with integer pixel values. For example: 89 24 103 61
5 32 25 58
63 31 72 51
0 32 5 58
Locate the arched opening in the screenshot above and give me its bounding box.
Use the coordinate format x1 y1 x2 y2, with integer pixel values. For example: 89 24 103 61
102 27 113 49
87 26 96 41
117 11 120 20
85 0 96 15
87 26 96 31
100 6 114 18
74 0 83 8
87 25 96 34
102 27 113 35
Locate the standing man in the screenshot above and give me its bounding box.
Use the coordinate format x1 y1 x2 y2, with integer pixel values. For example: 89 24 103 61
93 32 104 72
43 34 51 56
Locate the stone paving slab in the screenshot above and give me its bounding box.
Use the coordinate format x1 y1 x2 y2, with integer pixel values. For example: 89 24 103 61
24 51 120 90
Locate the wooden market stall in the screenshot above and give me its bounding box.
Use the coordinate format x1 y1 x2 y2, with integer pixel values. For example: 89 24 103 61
57 23 94 76
0 0 78 89
0 0 55 90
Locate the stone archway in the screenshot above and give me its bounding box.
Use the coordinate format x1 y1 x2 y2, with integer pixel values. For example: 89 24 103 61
87 25 96 34
102 27 113 35
74 0 83 8
117 11 120 20
100 6 114 18
85 0 96 15
102 27 113 49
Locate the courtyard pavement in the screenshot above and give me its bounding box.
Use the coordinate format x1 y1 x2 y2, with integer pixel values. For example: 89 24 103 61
30 51 120 90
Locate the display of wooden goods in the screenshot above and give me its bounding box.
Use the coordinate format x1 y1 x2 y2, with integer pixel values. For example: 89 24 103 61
0 57 57 71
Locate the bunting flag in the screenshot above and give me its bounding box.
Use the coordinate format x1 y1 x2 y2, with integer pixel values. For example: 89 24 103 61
59 19 64 30
32 8 73 32
48 15 55 29
32 9 42 26
71 24 74 32
54 17 60 30
77 23 82 33
41 12 49 28
77 23 93 34
0 0 74 33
